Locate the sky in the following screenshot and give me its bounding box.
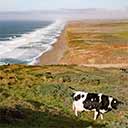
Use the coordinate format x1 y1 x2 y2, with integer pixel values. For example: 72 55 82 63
0 0 128 11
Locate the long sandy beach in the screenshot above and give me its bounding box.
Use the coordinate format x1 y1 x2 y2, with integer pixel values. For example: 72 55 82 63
39 26 68 65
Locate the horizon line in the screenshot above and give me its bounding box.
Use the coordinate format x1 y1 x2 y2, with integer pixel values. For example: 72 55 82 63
0 7 127 13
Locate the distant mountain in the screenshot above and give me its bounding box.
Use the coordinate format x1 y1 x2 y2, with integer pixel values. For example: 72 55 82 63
0 8 127 21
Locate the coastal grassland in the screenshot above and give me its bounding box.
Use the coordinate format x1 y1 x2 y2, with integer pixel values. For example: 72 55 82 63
60 20 128 65
0 64 127 128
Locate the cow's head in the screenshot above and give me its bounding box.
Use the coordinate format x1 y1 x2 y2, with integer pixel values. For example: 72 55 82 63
111 98 124 109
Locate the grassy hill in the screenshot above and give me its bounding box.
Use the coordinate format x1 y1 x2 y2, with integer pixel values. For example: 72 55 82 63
0 64 127 128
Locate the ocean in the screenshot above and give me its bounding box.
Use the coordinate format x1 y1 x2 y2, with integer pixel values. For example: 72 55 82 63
0 20 65 65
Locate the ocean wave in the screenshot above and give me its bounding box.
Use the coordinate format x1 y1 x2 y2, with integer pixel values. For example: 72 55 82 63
0 20 65 65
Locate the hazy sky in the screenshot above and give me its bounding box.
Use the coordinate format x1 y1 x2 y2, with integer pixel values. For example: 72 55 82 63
0 0 128 11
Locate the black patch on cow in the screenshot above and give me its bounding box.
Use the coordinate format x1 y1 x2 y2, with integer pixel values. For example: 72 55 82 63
111 98 121 110
86 93 99 102
83 101 92 110
82 94 113 112
83 93 100 110
99 95 109 111
82 94 84 98
74 94 81 101
83 101 100 110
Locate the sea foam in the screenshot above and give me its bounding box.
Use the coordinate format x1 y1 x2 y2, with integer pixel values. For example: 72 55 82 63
0 20 65 65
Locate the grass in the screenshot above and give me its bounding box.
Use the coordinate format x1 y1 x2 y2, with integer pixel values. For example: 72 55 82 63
0 64 127 128
115 31 128 39
60 21 128 64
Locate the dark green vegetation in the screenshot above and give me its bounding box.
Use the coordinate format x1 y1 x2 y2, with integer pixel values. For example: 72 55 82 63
0 64 127 128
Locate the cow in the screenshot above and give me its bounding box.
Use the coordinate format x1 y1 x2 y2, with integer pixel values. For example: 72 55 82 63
71 90 123 120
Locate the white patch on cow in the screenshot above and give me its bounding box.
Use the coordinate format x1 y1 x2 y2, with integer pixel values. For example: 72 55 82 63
98 93 102 103
73 100 84 112
108 97 113 108
73 91 87 99
114 100 116 103
100 109 107 114
84 109 90 112
94 111 99 120
72 103 75 111
73 91 88 116
100 113 104 120
73 91 88 101
84 108 96 112
91 98 93 101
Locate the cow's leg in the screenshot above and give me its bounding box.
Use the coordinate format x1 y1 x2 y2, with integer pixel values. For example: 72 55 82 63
94 111 99 120
74 107 78 116
72 103 78 116
100 113 104 120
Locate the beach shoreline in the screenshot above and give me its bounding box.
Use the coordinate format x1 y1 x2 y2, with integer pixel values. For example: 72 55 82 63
39 20 128 68
39 25 68 65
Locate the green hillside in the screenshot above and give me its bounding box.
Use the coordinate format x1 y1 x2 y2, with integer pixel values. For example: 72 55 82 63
0 64 127 128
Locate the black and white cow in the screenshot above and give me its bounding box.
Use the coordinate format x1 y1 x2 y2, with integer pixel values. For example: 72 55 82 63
72 91 123 120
